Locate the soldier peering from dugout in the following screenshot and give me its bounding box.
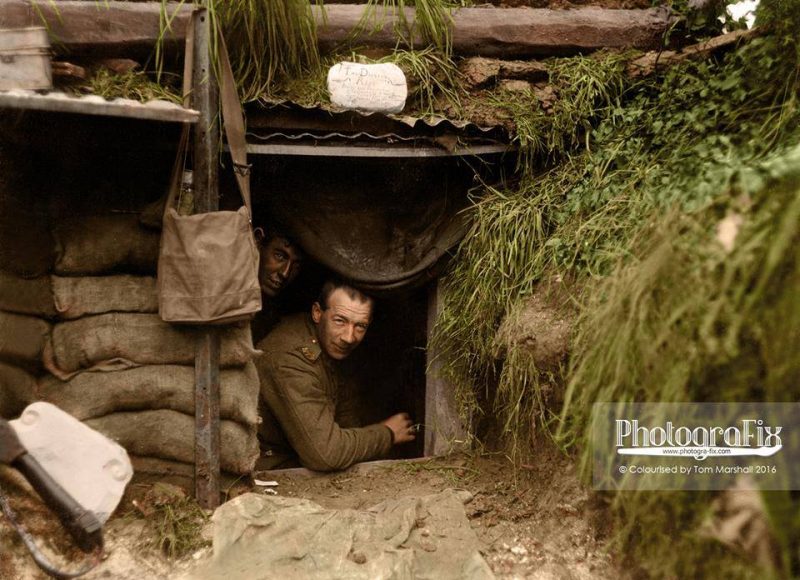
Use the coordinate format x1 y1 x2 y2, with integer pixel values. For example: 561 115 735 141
254 278 416 471
251 223 303 344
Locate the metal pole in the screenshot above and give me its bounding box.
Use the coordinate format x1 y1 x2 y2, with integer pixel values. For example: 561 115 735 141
191 6 222 509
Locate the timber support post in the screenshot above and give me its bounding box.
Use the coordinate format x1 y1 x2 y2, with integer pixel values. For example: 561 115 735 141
425 279 469 456
191 6 222 509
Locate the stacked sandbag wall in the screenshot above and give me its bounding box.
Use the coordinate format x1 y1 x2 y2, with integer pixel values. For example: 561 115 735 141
0 159 56 420
35 212 261 482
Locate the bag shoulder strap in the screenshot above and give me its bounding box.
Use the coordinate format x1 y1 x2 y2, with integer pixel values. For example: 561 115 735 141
165 17 251 217
218 33 252 214
164 9 195 215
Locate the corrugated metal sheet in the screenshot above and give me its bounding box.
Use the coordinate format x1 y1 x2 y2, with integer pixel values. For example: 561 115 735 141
255 97 502 132
0 89 199 123
246 101 510 153
243 141 511 158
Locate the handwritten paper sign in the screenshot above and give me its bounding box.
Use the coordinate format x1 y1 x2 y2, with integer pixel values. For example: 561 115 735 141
327 62 407 114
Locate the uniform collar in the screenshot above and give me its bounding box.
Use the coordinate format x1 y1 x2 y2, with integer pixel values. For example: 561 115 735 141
298 314 322 362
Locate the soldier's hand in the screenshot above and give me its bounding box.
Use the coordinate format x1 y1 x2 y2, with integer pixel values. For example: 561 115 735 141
382 412 416 444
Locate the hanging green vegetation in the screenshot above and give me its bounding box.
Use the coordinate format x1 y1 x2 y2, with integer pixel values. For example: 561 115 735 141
431 20 800 459
380 47 464 114
469 50 631 171
155 0 461 103
572 142 800 579
429 0 800 572
210 0 321 102
156 0 322 102
350 0 466 58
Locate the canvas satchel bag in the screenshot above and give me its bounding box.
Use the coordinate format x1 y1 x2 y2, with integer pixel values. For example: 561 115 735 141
158 31 261 324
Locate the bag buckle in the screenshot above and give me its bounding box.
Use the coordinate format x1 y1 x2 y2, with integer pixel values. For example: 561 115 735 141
233 162 252 177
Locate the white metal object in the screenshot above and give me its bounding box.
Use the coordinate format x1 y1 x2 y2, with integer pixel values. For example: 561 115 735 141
0 27 52 91
10 402 132 523
327 62 407 114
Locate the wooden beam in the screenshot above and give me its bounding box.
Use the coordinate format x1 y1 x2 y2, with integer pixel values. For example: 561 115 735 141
0 2 677 58
315 4 675 57
424 279 468 457
190 7 222 510
627 28 759 78
0 0 190 55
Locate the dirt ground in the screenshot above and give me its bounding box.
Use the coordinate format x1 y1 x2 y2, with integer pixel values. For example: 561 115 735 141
266 450 622 579
1 445 626 579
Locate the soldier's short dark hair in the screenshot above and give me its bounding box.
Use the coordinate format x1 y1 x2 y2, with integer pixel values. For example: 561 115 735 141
255 220 296 248
317 278 373 311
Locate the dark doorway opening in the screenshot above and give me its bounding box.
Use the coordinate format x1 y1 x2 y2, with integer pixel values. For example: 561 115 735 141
242 151 506 461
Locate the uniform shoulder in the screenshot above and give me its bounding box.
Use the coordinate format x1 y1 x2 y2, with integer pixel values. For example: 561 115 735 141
256 312 321 362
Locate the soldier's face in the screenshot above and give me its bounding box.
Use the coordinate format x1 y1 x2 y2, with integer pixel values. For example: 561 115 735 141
258 236 302 298
312 289 373 360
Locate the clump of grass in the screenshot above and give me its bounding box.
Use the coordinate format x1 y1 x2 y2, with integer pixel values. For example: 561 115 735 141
132 483 210 560
265 54 334 107
465 50 630 172
350 0 465 58
381 47 464 116
79 69 182 104
202 0 321 102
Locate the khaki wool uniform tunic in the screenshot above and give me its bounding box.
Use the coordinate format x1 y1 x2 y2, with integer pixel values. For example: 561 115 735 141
255 313 392 471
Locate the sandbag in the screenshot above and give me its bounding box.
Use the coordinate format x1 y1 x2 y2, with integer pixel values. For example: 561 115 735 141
54 214 160 275
0 272 55 317
0 187 54 278
0 362 36 418
86 410 258 475
52 275 157 319
47 313 257 376
37 362 259 425
0 311 50 368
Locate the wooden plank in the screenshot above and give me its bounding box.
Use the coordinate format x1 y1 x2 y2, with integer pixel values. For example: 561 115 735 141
627 28 759 77
315 4 675 57
194 330 220 508
0 90 199 123
0 2 677 57
424 279 468 457
0 0 190 55
191 7 222 510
